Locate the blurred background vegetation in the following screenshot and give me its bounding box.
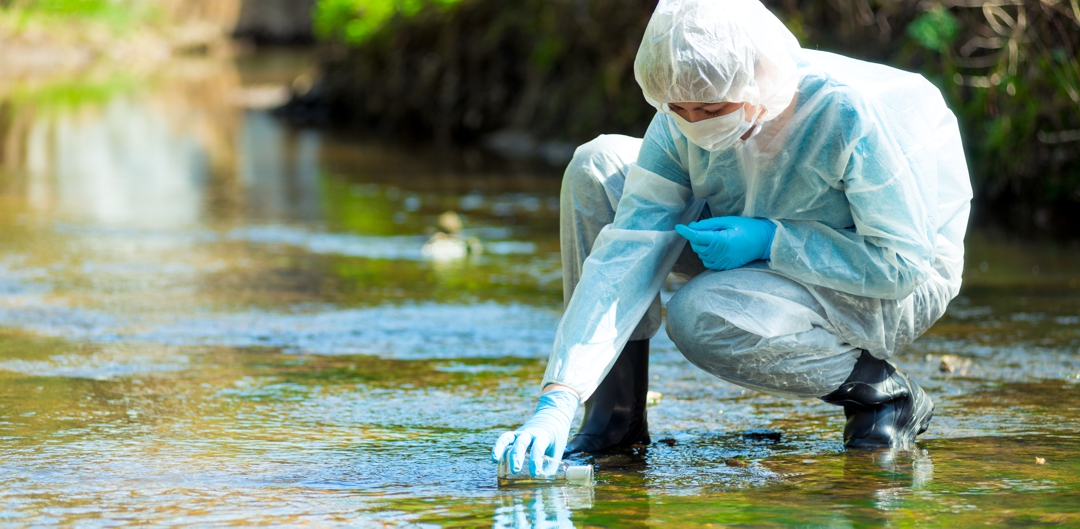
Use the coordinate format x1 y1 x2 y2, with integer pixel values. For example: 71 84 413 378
307 0 1080 234
1 0 1077 233
0 0 161 29
0 0 313 75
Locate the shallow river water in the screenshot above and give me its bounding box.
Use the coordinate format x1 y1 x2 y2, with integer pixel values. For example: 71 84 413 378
1 52 1079 527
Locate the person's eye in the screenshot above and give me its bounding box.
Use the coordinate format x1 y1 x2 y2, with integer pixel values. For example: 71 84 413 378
704 108 724 117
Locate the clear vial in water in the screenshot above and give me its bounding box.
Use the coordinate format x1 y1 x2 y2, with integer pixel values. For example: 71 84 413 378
497 455 594 486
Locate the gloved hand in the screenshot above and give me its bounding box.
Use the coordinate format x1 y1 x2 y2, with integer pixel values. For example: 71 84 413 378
675 216 776 271
491 390 580 477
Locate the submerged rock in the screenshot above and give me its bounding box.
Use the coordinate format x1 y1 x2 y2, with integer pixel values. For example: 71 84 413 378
742 429 782 443
926 354 975 376
646 390 663 405
421 211 482 261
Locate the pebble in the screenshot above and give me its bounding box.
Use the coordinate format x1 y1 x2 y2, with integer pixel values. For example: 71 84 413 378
926 354 975 375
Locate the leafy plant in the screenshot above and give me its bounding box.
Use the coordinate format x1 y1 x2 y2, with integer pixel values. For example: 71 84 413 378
312 0 460 45
908 0 1079 223
907 5 959 53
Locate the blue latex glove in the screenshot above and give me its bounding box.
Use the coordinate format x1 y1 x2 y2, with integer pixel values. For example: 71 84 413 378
491 390 579 477
675 216 777 271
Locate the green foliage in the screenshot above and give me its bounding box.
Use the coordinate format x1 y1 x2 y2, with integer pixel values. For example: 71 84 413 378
312 0 460 45
529 36 563 71
907 6 959 53
901 0 1080 222
2 0 160 32
17 0 121 17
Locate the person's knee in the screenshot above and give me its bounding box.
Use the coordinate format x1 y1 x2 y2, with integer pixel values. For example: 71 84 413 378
562 135 639 207
666 281 726 353
568 135 638 170
664 284 698 350
666 279 756 366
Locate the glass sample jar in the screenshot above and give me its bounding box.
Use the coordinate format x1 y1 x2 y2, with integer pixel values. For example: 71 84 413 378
497 455 594 486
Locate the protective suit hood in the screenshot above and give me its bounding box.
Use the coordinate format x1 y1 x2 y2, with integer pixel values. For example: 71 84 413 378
634 0 804 121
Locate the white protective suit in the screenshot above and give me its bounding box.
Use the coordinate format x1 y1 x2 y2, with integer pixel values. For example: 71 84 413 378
543 0 972 399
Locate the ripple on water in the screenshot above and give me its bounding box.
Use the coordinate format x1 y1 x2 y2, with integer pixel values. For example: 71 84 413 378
52 223 537 261
229 225 537 257
0 348 190 380
0 284 560 361
0 300 121 341
130 302 560 359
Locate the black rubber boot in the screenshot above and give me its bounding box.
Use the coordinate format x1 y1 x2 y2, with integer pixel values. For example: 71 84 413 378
821 352 934 450
564 340 651 455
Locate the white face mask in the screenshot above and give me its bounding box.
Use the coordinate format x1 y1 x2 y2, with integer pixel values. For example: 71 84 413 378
665 104 761 152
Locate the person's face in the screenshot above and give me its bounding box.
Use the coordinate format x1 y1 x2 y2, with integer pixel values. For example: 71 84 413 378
667 101 758 123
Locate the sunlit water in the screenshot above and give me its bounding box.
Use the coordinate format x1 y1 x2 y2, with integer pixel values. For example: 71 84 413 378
1 51 1079 527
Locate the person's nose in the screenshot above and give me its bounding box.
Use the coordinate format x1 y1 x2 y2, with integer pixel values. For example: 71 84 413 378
684 111 709 123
